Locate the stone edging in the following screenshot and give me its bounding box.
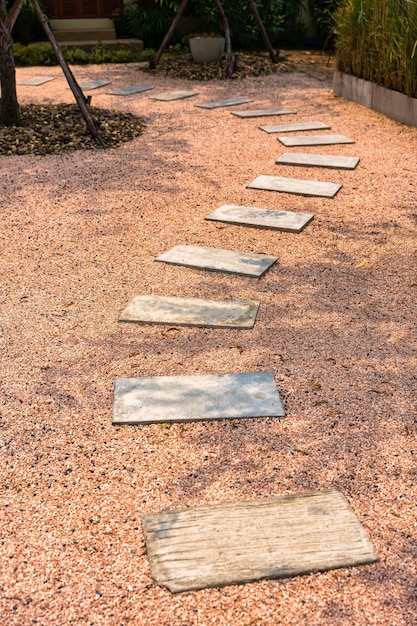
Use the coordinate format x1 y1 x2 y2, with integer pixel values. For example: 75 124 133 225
333 70 417 128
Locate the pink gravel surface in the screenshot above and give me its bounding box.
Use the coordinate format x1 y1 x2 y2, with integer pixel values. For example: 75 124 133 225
1 55 417 625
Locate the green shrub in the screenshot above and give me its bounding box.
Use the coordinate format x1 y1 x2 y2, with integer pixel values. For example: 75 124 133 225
12 42 144 66
336 0 417 98
127 0 289 50
62 47 90 64
13 42 57 66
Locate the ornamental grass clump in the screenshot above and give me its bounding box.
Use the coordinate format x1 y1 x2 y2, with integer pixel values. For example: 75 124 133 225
335 0 417 98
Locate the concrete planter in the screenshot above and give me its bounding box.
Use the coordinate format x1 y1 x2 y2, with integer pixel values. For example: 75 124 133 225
333 70 417 129
189 36 225 64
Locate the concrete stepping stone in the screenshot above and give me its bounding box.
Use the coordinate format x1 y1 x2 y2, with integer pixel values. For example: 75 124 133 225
79 80 111 90
156 244 277 277
276 152 360 170
106 85 153 96
17 76 56 86
196 98 252 109
260 121 330 134
150 90 198 101
142 488 378 593
247 175 342 198
205 205 314 233
119 295 259 329
278 134 355 147
231 108 296 118
113 371 284 425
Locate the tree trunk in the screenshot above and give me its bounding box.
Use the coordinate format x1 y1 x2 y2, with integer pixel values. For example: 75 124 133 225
0 18 20 125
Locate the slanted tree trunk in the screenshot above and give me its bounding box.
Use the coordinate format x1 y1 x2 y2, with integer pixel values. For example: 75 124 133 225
0 0 24 126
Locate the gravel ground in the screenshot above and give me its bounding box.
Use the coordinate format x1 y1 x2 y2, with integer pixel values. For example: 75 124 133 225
1 52 416 625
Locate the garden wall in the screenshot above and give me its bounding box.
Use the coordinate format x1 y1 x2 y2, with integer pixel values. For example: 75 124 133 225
333 71 417 129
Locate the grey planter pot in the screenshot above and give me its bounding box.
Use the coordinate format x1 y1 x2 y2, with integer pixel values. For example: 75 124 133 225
189 37 225 64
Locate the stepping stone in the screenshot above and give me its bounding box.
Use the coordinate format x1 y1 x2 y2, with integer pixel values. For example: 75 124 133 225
260 121 330 134
231 108 296 118
196 98 252 109
276 152 360 170
79 80 111 90
113 371 284 425
142 488 378 593
106 85 153 96
118 295 259 329
247 175 342 198
156 244 277 277
17 76 56 86
278 134 355 147
150 90 198 101
205 205 314 233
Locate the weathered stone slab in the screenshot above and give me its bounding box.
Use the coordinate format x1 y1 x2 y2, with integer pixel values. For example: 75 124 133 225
79 80 111 90
278 134 354 147
119 295 259 328
106 85 153 95
196 98 252 109
150 90 198 101
142 488 378 593
260 121 330 134
113 371 284 425
156 244 277 277
231 108 296 118
205 204 314 233
276 152 360 169
247 175 342 198
17 76 56 86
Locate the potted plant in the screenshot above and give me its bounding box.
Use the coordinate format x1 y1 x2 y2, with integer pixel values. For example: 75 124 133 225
111 5 130 39
189 33 225 63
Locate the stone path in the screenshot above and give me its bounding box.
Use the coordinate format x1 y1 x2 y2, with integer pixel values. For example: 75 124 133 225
118 295 259 329
98 82 376 592
106 85 154 96
247 174 342 198
278 133 355 146
156 244 277 276
276 152 360 169
205 204 314 232
259 121 331 133
113 372 284 425
142 489 378 593
231 108 296 118
150 90 198 101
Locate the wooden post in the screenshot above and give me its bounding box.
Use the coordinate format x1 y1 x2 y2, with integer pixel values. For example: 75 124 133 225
30 0 105 147
150 0 189 69
247 0 278 63
213 0 233 76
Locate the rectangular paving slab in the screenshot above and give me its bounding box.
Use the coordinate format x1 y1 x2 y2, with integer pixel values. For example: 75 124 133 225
278 133 355 147
276 152 360 169
196 98 252 109
260 121 330 134
113 371 284 425
106 85 153 96
205 205 314 233
156 244 277 277
79 80 111 90
150 90 199 101
142 488 378 593
17 76 56 86
231 108 296 118
119 295 259 328
247 175 342 198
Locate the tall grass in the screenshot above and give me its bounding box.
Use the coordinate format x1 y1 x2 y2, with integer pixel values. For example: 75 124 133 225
336 0 417 98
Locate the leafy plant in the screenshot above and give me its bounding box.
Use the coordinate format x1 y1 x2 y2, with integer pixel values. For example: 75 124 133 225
127 0 288 50
335 0 417 97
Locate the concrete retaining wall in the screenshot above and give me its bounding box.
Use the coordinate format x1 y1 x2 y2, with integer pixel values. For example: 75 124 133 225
333 71 417 129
